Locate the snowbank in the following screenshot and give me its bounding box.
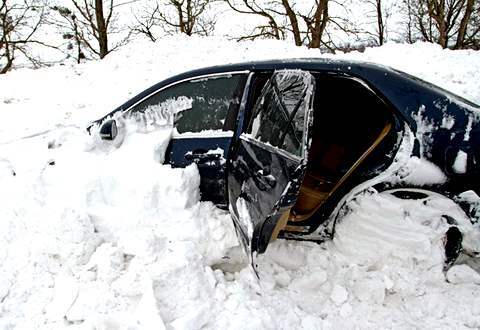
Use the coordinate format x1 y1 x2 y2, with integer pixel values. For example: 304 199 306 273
1 37 480 329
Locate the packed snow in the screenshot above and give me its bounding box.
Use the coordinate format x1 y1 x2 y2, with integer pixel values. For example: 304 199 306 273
1 36 480 329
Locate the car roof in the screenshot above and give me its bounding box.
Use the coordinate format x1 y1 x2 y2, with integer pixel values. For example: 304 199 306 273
149 58 389 86
103 58 390 115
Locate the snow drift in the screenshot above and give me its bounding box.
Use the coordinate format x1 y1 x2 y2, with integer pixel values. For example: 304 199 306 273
1 36 480 329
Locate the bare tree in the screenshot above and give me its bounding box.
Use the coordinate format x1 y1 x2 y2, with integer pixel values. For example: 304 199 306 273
225 0 335 49
51 0 131 60
403 0 416 43
50 5 86 63
454 0 479 49
131 2 161 42
131 0 216 40
159 0 216 36
363 0 389 45
413 0 479 49
301 0 329 48
71 0 111 58
225 0 284 41
0 0 47 74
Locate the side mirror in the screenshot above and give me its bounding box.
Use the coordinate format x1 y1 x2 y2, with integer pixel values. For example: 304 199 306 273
99 119 118 141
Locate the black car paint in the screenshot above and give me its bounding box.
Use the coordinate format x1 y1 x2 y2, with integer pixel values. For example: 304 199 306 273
227 70 316 255
91 58 480 254
165 136 231 205
228 137 306 253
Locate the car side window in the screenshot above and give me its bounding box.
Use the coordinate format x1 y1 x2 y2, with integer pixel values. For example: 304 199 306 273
248 71 312 156
130 73 248 134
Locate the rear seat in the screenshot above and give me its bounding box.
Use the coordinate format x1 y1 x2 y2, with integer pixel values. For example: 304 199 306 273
290 142 346 221
290 174 332 218
289 122 392 223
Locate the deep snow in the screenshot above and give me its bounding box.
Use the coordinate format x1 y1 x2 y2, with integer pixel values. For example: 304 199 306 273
1 36 480 329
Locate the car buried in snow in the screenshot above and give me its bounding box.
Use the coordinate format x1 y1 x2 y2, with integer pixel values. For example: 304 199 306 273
90 59 480 267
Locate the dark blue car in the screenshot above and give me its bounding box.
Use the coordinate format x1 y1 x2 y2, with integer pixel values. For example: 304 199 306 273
92 59 480 267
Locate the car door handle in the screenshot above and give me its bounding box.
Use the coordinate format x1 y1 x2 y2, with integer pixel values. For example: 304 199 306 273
184 149 222 162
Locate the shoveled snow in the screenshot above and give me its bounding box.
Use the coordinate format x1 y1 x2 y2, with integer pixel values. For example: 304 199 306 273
1 37 480 329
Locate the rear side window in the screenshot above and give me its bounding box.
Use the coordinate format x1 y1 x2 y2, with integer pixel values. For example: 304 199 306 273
248 71 313 156
131 73 248 134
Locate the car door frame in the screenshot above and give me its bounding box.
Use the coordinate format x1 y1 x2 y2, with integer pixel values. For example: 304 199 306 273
279 71 409 240
227 69 316 257
123 70 251 206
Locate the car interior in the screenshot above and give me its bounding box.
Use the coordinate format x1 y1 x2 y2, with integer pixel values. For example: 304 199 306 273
247 72 395 240
256 72 396 240
288 73 395 223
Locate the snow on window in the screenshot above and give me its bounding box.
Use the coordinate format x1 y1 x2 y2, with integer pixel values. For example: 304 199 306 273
128 96 193 132
131 74 247 134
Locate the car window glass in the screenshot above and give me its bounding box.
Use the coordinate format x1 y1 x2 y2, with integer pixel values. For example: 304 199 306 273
130 74 247 134
249 71 312 156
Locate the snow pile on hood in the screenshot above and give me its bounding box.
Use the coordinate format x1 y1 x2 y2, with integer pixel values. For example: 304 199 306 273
1 37 480 329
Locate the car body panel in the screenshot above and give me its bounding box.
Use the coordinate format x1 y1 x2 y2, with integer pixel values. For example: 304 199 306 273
90 58 480 256
165 135 233 205
228 135 307 255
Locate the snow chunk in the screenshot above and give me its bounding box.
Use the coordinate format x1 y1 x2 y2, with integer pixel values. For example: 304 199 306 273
134 281 167 330
397 156 447 186
330 285 348 306
352 275 386 304
441 114 455 130
452 150 468 174
463 114 474 142
446 265 480 285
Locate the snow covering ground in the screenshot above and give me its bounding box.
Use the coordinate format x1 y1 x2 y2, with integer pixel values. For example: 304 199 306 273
1 36 480 329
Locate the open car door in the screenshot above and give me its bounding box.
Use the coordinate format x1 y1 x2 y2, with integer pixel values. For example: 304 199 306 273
227 70 316 258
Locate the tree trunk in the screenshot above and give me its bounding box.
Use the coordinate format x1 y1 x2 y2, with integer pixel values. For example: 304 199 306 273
427 0 448 48
95 0 109 58
0 45 13 74
281 0 301 46
309 0 328 49
376 0 384 45
405 0 414 43
185 0 193 35
455 0 475 49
